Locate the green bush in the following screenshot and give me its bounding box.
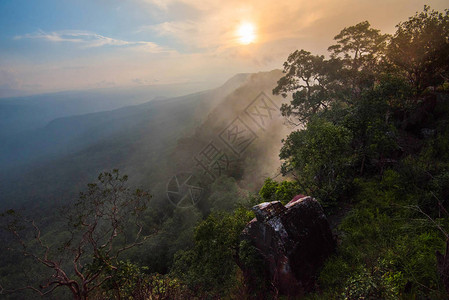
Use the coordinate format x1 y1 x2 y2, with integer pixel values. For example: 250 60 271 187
259 178 301 204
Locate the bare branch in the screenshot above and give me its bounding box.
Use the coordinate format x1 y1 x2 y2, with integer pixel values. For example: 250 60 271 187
430 192 449 217
1 170 152 299
406 205 449 239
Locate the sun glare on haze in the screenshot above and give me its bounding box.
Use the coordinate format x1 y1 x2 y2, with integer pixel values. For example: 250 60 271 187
237 22 256 45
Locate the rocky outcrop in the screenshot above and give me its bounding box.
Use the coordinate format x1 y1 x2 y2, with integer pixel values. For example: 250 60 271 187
238 195 335 297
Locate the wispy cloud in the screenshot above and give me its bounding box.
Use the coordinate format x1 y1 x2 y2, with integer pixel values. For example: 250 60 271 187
140 0 174 10
14 30 170 53
140 0 334 53
5 0 444 96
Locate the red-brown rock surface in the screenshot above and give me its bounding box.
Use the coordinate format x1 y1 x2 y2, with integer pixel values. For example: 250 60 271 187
238 196 335 297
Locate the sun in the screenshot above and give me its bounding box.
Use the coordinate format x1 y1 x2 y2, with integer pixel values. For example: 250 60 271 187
237 22 256 45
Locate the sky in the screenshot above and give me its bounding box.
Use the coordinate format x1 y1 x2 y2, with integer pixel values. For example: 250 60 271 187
0 0 448 97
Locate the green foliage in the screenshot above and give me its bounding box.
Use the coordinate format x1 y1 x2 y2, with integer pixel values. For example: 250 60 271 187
99 260 147 299
171 207 254 296
207 175 246 212
129 206 202 275
328 21 388 68
273 49 338 123
275 181 300 204
259 178 301 204
280 118 353 204
0 170 154 299
258 178 278 201
316 172 448 299
273 6 449 207
238 240 263 271
274 21 389 125
340 263 400 300
388 6 449 92
91 261 193 299
329 20 389 98
237 239 272 297
275 11 449 294
342 81 402 175
145 273 192 299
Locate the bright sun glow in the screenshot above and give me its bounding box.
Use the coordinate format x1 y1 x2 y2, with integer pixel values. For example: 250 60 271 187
237 22 256 45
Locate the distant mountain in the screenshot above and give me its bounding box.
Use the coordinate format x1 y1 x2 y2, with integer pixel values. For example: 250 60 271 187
0 71 289 211
0 73 253 209
169 69 289 190
0 82 220 139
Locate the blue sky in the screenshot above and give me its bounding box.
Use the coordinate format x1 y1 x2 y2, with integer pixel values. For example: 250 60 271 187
0 0 447 97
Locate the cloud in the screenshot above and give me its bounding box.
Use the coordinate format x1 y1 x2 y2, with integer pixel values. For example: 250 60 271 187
132 78 158 85
138 0 442 59
140 0 336 54
6 0 447 96
140 0 174 9
14 30 170 53
0 68 21 89
94 80 117 88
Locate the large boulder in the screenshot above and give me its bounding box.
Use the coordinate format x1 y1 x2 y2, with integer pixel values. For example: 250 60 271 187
238 195 335 297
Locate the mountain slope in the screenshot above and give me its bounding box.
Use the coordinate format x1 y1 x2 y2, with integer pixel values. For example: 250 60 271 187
0 82 219 140
0 73 251 209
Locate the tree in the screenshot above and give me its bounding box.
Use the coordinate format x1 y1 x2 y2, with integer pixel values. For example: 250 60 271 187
171 208 254 297
207 176 246 212
328 21 389 97
328 21 388 71
272 8 449 298
273 50 342 124
342 75 409 175
273 22 387 125
0 170 153 300
388 6 449 93
259 178 301 204
279 118 352 203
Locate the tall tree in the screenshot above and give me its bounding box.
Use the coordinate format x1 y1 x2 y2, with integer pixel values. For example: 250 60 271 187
328 21 388 71
388 6 449 93
279 118 352 201
273 22 387 124
273 50 342 124
328 21 389 97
